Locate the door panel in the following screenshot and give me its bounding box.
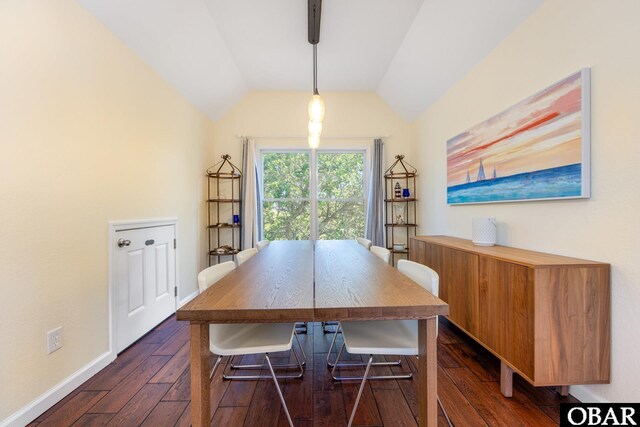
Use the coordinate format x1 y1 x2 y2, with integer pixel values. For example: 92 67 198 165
155 243 169 297
478 256 534 379
115 224 176 353
127 249 145 313
443 247 479 336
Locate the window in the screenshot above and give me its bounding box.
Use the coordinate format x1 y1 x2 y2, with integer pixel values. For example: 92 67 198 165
261 150 366 241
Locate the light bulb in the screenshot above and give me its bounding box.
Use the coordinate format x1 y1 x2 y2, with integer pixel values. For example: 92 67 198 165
308 94 325 123
308 120 322 135
308 133 320 149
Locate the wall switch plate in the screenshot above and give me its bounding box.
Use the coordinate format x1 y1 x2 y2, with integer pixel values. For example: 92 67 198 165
47 327 63 354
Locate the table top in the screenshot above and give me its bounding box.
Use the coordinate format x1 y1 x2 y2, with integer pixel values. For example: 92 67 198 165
177 240 315 323
314 240 448 321
177 240 449 323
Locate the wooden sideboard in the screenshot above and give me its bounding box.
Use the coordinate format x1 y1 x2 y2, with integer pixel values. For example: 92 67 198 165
410 235 610 397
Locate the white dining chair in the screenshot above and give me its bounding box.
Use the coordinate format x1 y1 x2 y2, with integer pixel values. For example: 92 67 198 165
356 237 372 250
197 262 306 427
236 247 258 266
370 245 391 264
330 260 451 427
256 240 270 251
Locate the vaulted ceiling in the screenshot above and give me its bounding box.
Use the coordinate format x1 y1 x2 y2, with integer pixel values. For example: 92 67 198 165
78 0 542 121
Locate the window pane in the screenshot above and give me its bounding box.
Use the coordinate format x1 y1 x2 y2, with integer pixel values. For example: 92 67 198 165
318 201 364 240
263 152 309 199
263 201 310 240
317 152 364 199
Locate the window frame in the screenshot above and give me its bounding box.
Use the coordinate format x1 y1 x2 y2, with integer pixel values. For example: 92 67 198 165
259 146 370 240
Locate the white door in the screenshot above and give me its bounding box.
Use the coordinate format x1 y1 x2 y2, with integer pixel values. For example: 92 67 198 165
114 225 176 353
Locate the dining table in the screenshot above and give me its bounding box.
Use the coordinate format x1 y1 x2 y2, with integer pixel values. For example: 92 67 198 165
176 240 449 426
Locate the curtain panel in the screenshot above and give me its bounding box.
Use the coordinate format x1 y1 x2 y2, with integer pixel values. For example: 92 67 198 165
365 138 385 246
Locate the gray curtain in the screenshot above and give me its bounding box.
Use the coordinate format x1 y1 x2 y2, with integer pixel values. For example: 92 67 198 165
365 138 385 246
240 138 261 249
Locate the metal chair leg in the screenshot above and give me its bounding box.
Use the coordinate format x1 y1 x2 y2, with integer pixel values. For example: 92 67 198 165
231 331 307 370
330 343 411 381
326 325 401 369
347 355 373 427
438 396 453 427
266 353 294 427
223 345 305 380
209 355 223 379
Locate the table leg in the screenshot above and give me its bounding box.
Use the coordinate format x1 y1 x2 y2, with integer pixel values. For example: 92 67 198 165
418 317 437 427
190 322 210 427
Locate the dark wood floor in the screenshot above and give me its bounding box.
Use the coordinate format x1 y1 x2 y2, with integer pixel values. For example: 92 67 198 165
29 316 577 426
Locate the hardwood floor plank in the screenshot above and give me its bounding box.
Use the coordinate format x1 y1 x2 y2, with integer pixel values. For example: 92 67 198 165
219 354 261 407
244 375 282 427
34 387 83 422
373 388 417 426
437 366 487 426
88 355 170 413
83 343 160 391
487 381 558 427
39 391 107 427
140 401 188 427
105 383 170 426
313 355 340 392
212 406 249 425
447 342 500 382
314 390 347 427
140 316 184 344
174 403 191 427
340 376 382 426
149 342 190 384
153 323 190 356
70 413 115 426
444 367 525 426
281 371 314 421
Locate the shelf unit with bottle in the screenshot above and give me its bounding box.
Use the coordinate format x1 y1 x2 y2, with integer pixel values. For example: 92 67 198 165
384 155 417 266
207 155 242 265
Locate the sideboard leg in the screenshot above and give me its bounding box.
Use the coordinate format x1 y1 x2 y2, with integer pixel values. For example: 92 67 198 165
556 385 569 396
500 362 513 397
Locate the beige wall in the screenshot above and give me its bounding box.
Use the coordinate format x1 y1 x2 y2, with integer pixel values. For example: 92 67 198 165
414 0 640 402
0 0 212 420
211 91 415 166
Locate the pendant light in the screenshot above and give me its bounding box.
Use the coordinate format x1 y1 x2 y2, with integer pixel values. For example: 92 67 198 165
308 0 323 148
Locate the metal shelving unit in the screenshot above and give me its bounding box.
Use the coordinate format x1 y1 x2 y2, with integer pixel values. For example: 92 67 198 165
207 155 242 265
384 155 418 266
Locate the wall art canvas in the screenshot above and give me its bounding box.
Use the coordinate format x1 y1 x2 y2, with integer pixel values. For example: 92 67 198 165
447 68 590 205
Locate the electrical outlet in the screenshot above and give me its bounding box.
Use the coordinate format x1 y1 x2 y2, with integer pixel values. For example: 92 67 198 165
47 327 63 354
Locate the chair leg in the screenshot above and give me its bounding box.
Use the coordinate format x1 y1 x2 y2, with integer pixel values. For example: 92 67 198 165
330 343 411 381
347 355 373 427
231 331 307 370
209 355 223 379
438 396 453 427
266 353 294 427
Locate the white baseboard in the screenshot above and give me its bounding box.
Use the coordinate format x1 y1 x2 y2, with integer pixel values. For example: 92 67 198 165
570 385 609 403
0 351 115 427
178 289 199 308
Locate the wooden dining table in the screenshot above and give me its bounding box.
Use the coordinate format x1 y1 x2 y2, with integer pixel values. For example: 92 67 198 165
177 240 449 426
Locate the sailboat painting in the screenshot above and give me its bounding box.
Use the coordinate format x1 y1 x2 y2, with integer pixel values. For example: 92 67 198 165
447 69 591 204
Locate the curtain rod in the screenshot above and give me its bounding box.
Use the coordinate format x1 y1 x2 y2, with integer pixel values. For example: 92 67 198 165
236 135 390 140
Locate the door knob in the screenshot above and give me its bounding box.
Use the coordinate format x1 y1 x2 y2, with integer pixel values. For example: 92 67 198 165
117 238 131 248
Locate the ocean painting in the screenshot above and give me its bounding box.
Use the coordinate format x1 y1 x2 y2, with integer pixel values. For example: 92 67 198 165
447 69 590 204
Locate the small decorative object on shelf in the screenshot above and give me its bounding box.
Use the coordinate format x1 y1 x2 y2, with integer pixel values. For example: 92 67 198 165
207 154 242 265
384 154 418 266
472 217 497 246
394 182 402 198
393 203 406 224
